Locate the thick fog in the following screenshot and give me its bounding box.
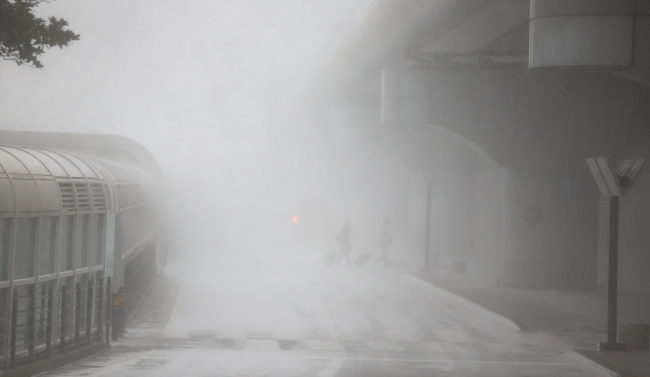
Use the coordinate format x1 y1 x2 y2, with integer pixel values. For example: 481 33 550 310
5 2 650 376
0 0 405 272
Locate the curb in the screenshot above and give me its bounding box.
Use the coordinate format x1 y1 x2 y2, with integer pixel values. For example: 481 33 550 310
0 343 109 377
404 272 521 332
566 351 623 377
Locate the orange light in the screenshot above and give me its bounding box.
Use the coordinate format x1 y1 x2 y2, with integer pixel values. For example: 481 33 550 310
292 215 299 224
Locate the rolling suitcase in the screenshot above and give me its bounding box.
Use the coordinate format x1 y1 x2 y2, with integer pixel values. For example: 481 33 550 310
354 252 371 267
322 252 336 265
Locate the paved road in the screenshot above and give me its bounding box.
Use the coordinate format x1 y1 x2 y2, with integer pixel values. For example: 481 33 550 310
40 265 605 377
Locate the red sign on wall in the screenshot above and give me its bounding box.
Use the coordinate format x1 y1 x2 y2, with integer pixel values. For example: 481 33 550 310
523 205 542 226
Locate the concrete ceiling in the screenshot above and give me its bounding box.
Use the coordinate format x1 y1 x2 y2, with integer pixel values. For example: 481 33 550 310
315 0 650 169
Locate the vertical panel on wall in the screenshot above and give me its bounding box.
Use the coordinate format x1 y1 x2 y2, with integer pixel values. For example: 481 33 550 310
105 213 115 280
0 288 6 356
39 217 56 275
0 218 11 281
89 214 98 267
60 216 74 272
76 215 90 269
15 217 37 279
94 214 104 266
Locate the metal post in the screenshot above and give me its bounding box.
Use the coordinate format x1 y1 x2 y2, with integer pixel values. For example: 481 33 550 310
75 282 81 344
2 289 10 368
97 278 104 342
46 286 53 357
105 278 111 344
60 285 66 350
9 292 17 365
86 278 93 343
39 285 46 342
599 196 626 351
608 195 619 344
423 180 433 272
28 285 36 361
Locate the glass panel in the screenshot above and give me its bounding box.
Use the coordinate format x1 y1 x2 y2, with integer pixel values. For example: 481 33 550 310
59 277 74 343
76 215 89 268
115 213 124 259
39 217 57 275
0 288 6 350
0 218 11 281
13 285 30 354
93 214 104 266
15 217 37 279
89 214 97 266
76 274 87 331
35 281 52 346
60 216 74 271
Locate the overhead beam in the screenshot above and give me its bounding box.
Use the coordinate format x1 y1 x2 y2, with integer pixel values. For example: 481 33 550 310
313 0 457 99
418 0 529 55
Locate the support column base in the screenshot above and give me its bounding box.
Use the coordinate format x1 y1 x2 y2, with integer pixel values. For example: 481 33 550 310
598 342 627 352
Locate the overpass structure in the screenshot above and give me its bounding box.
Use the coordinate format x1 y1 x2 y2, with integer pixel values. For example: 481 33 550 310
315 0 650 297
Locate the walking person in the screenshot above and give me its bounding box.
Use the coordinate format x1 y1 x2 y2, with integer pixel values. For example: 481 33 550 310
375 218 392 266
336 221 352 266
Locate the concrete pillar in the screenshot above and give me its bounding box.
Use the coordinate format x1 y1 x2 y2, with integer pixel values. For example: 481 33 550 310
380 69 430 124
380 69 433 175
529 0 635 68
614 9 650 86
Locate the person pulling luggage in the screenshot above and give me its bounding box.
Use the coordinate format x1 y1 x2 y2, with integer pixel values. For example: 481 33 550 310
375 218 392 266
336 221 352 266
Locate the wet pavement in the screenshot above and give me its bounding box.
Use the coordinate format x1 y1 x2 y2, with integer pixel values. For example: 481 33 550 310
38 265 607 377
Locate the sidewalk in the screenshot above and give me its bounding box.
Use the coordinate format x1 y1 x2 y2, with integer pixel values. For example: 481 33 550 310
415 271 650 377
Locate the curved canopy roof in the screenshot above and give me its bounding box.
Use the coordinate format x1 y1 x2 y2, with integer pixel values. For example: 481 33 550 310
0 145 154 216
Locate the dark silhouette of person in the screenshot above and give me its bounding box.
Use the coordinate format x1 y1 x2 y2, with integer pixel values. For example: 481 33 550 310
336 221 352 265
376 218 392 266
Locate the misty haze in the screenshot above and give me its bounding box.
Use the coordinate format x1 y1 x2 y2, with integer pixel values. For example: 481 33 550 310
1 1 650 376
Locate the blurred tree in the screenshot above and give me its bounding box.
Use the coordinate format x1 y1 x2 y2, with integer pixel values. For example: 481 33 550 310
0 0 79 68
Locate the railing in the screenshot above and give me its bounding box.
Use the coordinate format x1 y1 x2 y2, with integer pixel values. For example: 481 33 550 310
0 278 112 370
0 246 156 370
